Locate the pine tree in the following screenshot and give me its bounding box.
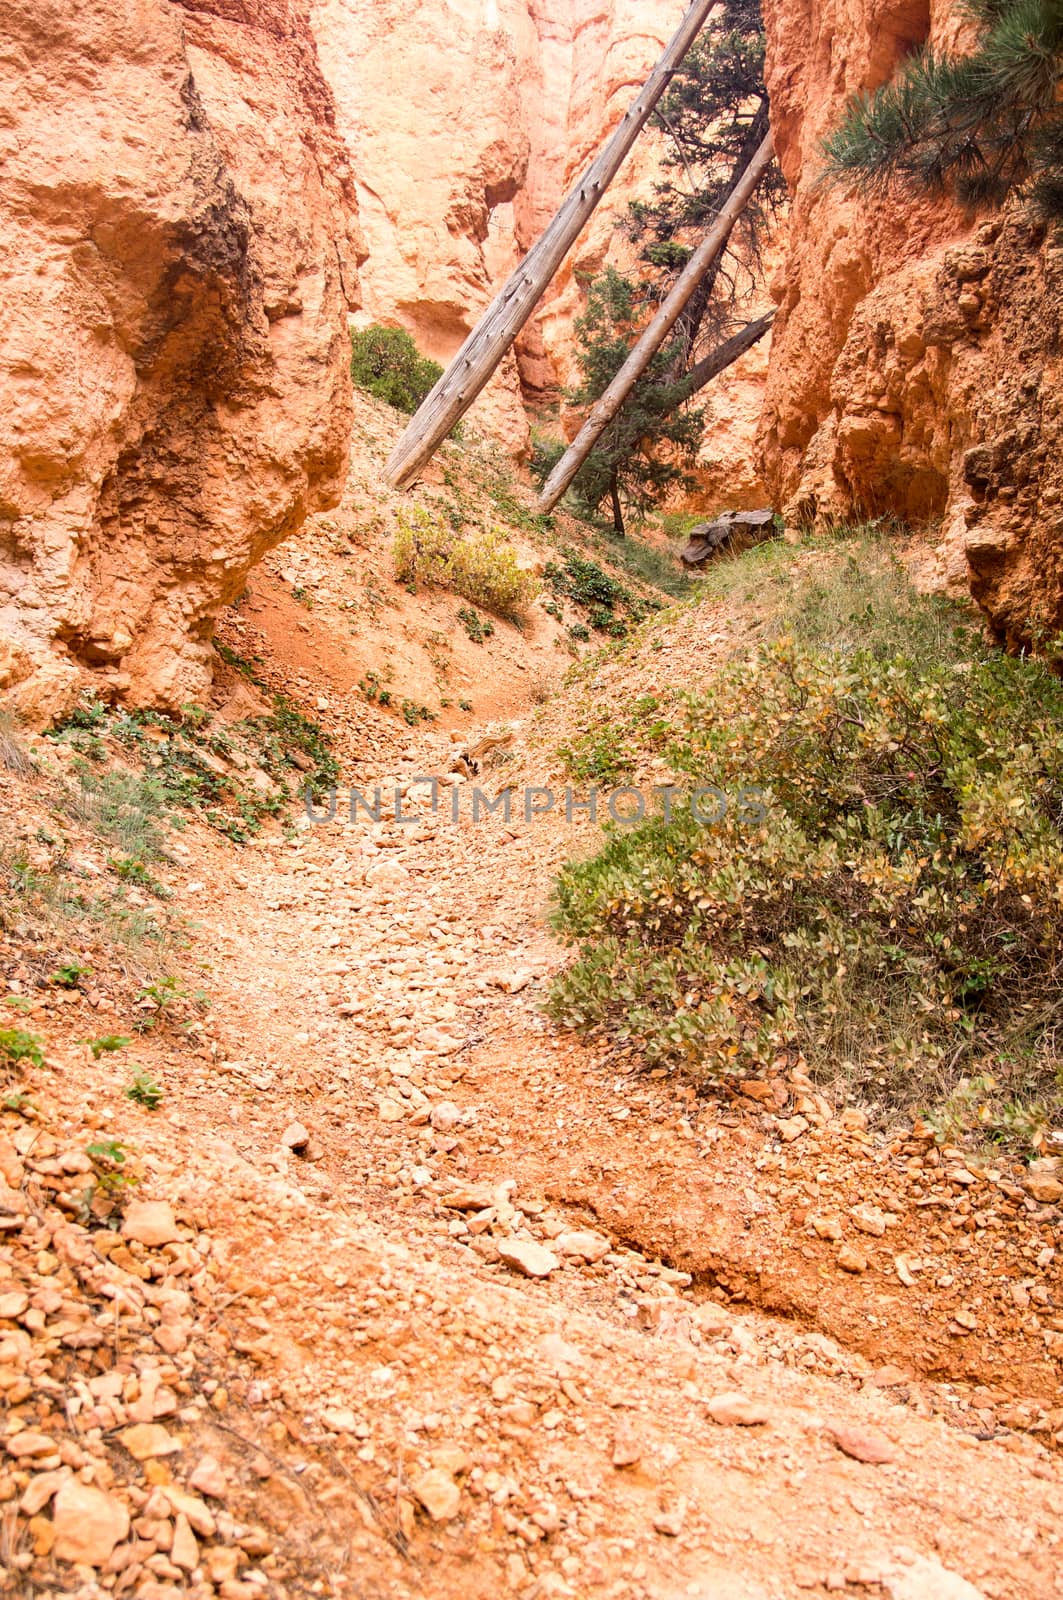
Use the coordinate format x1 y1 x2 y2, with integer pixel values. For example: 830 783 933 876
624 0 785 373
533 269 704 536
821 0 1063 220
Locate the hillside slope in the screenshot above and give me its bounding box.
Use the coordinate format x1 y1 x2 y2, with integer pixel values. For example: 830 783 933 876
1 407 1061 1600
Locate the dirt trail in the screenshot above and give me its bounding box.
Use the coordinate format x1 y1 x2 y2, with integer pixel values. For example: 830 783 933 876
111 590 1059 1599
2 437 1062 1597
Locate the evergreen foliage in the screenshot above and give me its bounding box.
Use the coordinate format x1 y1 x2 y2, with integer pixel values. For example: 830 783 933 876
531 269 705 535
821 0 1063 220
350 324 443 414
624 0 784 369
536 2 781 533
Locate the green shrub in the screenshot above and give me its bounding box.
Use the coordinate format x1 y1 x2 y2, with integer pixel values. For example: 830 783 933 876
350 325 442 414
393 508 539 622
548 589 1063 1145
125 1070 163 1111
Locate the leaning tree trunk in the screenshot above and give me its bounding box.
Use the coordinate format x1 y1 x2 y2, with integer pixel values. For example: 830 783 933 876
665 98 773 381
536 130 774 516
383 0 721 490
670 310 774 408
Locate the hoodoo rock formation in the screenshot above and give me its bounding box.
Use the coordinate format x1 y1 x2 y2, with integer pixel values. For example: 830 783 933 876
309 0 537 455
759 0 1063 647
7 0 1062 721
1 0 360 720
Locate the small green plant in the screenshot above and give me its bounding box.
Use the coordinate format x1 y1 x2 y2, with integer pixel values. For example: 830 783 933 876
457 606 495 645
51 693 108 734
108 856 168 897
0 1029 45 1070
2 1090 35 1114
458 697 473 713
557 729 634 785
85 1139 137 1203
136 974 207 1031
400 698 436 727
125 1070 163 1111
49 961 90 989
89 1035 131 1059
568 623 591 644
291 586 314 609
358 671 393 708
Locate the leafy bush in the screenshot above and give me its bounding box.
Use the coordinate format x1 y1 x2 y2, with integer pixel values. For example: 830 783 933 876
548 588 1063 1142
350 325 442 414
543 551 656 635
393 507 538 622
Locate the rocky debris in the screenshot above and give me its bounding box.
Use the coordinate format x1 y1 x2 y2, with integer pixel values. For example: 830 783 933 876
3 526 1062 1600
1025 1162 1063 1204
825 1422 897 1465
705 1392 771 1427
837 1244 869 1274
281 1119 311 1152
680 509 776 566
554 1229 611 1263
412 1466 462 1522
121 1199 181 1248
610 1420 642 1468
52 1479 130 1565
496 1239 560 1279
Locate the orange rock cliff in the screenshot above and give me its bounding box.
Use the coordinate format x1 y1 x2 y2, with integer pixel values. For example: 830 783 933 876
759 0 1063 648
2 0 1061 720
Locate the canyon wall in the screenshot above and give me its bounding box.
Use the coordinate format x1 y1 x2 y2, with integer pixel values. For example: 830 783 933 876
308 0 537 455
0 0 779 722
0 0 360 720
760 0 1063 646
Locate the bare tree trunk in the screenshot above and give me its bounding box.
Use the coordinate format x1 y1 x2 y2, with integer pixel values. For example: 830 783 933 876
383 0 721 490
536 131 774 516
609 472 625 537
672 310 774 406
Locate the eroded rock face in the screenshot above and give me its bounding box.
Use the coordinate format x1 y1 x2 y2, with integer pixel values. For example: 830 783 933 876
0 0 359 720
309 0 536 455
759 0 1063 646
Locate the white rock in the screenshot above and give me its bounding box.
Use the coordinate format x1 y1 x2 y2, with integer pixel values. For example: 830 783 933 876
555 1229 611 1263
52 1479 130 1566
429 1100 461 1130
189 1454 229 1499
412 1466 461 1521
322 1407 359 1433
171 1512 199 1572
121 1200 180 1248
496 1239 559 1278
705 1392 771 1427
